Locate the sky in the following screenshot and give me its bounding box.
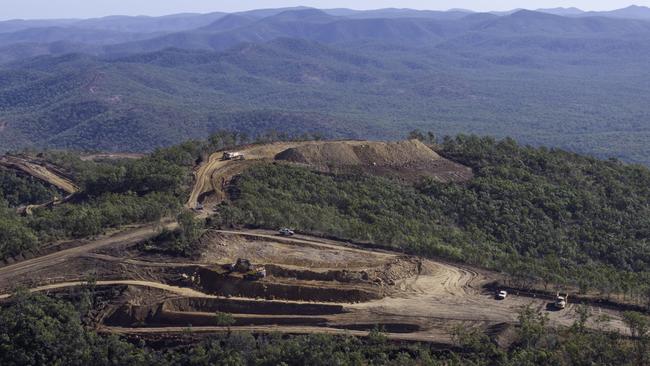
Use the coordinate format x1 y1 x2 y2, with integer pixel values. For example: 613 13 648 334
0 0 649 20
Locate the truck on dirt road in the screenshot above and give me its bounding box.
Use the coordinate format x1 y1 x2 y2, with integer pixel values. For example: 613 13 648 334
222 152 245 160
279 228 295 236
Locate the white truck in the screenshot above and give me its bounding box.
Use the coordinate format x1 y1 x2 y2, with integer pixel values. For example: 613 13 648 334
279 228 295 236
222 152 245 161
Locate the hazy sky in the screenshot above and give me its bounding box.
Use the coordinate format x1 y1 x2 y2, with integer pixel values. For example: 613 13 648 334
1 1 649 20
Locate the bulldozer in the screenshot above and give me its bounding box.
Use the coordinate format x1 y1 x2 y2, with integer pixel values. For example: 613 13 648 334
244 266 267 281
226 258 266 281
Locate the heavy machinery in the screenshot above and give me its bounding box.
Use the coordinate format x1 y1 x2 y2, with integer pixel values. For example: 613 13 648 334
244 266 267 281
555 292 569 310
226 258 267 281
229 258 253 272
222 152 245 161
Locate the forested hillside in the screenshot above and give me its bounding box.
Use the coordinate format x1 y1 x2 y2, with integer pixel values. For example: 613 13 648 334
0 144 195 259
217 135 650 297
4 5 650 364
2 133 650 364
1 8 650 164
0 131 290 260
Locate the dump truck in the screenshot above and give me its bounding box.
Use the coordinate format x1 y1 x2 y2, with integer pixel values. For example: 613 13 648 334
555 292 569 310
222 152 245 161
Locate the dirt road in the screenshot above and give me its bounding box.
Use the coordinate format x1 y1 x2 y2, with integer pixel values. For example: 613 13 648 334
212 230 628 334
80 153 145 161
0 228 630 342
0 155 78 194
186 141 362 211
0 222 176 285
186 142 302 210
0 280 211 300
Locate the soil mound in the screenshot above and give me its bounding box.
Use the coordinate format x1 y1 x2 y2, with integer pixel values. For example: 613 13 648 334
276 140 439 168
275 140 472 182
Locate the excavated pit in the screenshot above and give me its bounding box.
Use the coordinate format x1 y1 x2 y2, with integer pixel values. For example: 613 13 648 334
194 267 383 303
105 296 345 328
156 311 329 327
264 256 421 287
165 297 345 315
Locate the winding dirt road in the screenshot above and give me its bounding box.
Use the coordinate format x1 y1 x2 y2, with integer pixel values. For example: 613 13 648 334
186 141 355 211
0 222 177 285
0 155 78 194
0 280 211 300
0 228 631 342
80 153 145 161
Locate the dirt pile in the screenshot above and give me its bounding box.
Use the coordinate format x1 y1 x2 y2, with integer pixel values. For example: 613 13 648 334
103 286 171 326
276 140 439 167
367 256 422 286
275 140 472 182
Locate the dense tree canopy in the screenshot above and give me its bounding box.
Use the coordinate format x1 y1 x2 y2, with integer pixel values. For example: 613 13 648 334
0 168 58 207
216 135 650 299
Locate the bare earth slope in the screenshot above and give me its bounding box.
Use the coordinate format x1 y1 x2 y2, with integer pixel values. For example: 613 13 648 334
276 139 440 166
0 229 629 344
0 155 78 194
187 139 472 212
275 139 472 182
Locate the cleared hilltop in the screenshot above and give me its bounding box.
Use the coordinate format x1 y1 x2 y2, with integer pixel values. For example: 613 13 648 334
275 139 472 181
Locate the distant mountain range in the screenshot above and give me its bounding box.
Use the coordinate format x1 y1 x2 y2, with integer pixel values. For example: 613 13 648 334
540 5 650 19
1 6 650 166
2 5 650 33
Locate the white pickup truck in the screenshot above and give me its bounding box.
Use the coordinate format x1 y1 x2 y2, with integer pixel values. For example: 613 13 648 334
278 228 295 236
